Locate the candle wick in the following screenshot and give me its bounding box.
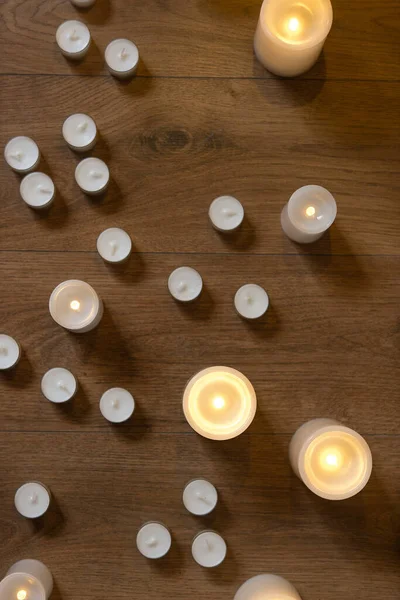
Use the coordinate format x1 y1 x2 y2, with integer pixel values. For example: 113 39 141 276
29 492 38 505
57 380 68 392
177 281 187 293
38 185 52 194
77 121 88 132
89 170 103 179
111 398 119 409
109 240 118 256
0 346 7 356
10 150 23 162
146 536 157 547
221 208 237 217
195 491 210 504
119 47 128 60
205 539 213 552
245 295 253 304
69 29 79 41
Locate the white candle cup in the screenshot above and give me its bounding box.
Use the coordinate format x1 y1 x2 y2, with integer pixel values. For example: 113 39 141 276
99 387 135 423
49 280 103 333
289 418 373 500
105 39 139 79
56 20 91 60
192 531 226 568
281 185 337 244
136 522 171 559
0 334 21 370
254 0 333 77
234 284 269 320
70 0 96 7
183 479 218 516
41 368 77 404
234 574 302 600
209 195 244 232
0 560 53 600
168 267 203 303
20 173 55 210
62 114 97 152
4 136 40 174
75 157 109 195
183 366 257 441
97 228 132 264
14 482 51 519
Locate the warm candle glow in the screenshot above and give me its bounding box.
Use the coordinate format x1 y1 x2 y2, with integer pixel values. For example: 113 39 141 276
212 396 226 410
17 591 27 600
70 300 80 311
287 16 300 32
305 205 316 217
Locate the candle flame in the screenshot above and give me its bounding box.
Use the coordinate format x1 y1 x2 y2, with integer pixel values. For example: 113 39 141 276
70 300 80 311
212 396 226 410
287 17 300 32
17 591 27 600
306 206 316 217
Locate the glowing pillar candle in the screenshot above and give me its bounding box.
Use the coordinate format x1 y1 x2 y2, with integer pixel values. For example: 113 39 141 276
183 366 257 440
289 418 373 500
254 0 333 77
281 185 337 243
234 574 302 600
0 559 53 600
49 280 103 333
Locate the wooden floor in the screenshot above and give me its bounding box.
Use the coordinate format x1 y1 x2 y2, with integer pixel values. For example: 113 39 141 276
1 1 399 598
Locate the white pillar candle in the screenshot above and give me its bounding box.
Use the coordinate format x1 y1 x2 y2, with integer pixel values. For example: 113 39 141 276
289 418 373 500
4 136 40 173
75 157 109 195
254 0 333 77
0 560 53 600
49 279 103 333
136 522 171 559
97 228 132 263
62 114 97 152
209 195 244 232
281 185 337 243
14 482 51 519
100 387 135 423
56 20 91 60
20 173 55 210
183 479 218 516
234 574 302 600
168 266 203 303
41 368 77 403
234 284 269 320
0 334 21 370
183 366 257 441
105 39 139 79
70 0 96 7
192 531 226 568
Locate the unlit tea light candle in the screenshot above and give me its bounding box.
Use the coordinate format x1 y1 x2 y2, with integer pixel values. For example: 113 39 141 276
235 284 269 320
168 267 203 302
56 20 91 60
49 279 103 333
0 560 53 600
100 388 135 423
235 574 302 600
4 136 40 173
137 522 171 559
75 157 109 195
192 531 226 568
209 195 244 232
20 173 55 209
281 185 337 243
15 482 51 519
183 479 218 515
0 334 20 370
105 39 139 79
97 228 132 263
41 368 77 403
62 114 97 152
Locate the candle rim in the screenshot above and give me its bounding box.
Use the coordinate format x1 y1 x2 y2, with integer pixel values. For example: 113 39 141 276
0 573 46 598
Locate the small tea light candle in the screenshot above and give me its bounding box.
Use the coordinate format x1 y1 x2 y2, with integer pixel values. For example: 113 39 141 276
20 173 55 210
56 20 91 60
62 114 97 152
183 479 218 516
100 387 135 423
105 39 139 79
168 267 203 302
254 0 333 77
234 284 269 320
49 279 103 333
234 574 302 600
183 366 257 441
136 522 171 559
41 368 77 403
14 482 51 519
289 418 373 500
0 334 21 370
192 531 226 568
4 136 40 173
281 185 337 243
97 228 132 263
75 157 109 195
0 560 53 600
209 195 244 232
71 0 96 7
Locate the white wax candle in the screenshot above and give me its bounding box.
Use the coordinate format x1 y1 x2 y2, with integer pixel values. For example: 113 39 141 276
49 279 103 333
183 479 218 516
209 195 244 232
70 0 96 7
281 185 337 243
254 0 333 77
289 418 373 500
168 266 203 302
41 368 77 403
0 560 53 600
234 284 269 320
62 114 97 152
183 366 257 441
234 574 302 600
75 157 109 195
105 39 139 79
100 387 135 423
4 136 40 173
20 173 55 210
14 482 51 519
136 522 171 559
97 228 132 263
56 20 91 60
0 334 21 370
191 531 226 568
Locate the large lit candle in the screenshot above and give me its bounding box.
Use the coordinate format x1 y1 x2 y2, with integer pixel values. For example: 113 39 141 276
49 280 103 333
289 418 373 500
254 0 333 77
281 185 337 243
0 559 53 600
183 366 257 440
235 574 302 600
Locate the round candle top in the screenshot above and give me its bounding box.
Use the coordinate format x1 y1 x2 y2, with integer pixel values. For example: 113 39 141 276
183 366 257 441
235 284 269 320
14 482 50 519
56 20 90 55
209 195 244 232
105 39 139 74
4 136 39 173
168 266 203 302
0 573 46 600
288 185 336 234
49 279 101 331
192 531 226 568
41 368 77 403
20 173 55 208
75 157 109 193
183 479 218 515
234 574 302 600
0 334 20 370
136 522 171 559
100 388 135 423
62 114 97 150
97 228 132 263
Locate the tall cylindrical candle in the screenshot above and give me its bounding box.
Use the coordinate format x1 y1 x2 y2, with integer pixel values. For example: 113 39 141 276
281 185 337 243
234 574 302 600
0 559 53 600
49 280 103 333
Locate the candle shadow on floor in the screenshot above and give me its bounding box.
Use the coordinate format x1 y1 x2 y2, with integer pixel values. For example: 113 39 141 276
107 400 150 441
149 531 185 576
62 38 104 77
48 581 62 600
191 488 234 532
55 383 92 422
213 215 256 252
0 350 34 388
101 248 147 285
77 0 112 25
113 64 154 97
204 545 240 585
29 494 66 539
86 177 125 216
238 302 281 340
175 285 215 321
